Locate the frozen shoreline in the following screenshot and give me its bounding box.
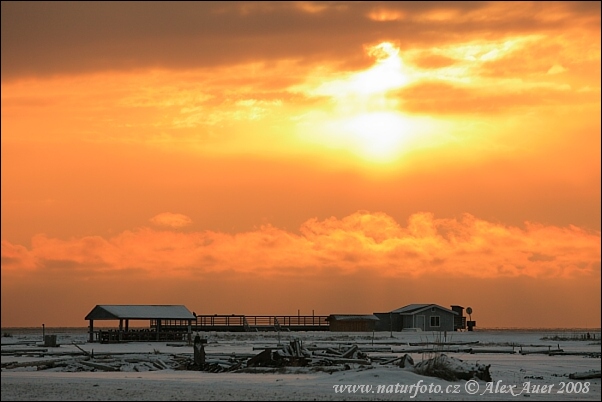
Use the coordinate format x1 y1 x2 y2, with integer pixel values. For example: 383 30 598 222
2 330 600 401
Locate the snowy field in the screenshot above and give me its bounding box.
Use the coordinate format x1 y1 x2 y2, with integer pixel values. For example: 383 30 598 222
1 328 600 401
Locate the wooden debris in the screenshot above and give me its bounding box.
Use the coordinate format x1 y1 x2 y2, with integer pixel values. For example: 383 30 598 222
248 339 311 368
379 356 403 365
409 341 480 346
340 345 358 358
80 360 120 372
398 354 414 368
152 359 170 370
375 354 414 367
72 342 92 357
520 350 563 355
319 357 371 365
1 357 88 370
471 348 516 354
307 345 391 352
326 347 342 355
1 348 49 355
414 354 492 382
247 340 372 369
549 351 600 357
393 347 469 354
569 370 601 380
124 357 151 363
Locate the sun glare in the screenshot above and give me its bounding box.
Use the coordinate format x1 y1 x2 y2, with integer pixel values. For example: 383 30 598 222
315 42 408 97
335 112 411 161
300 42 428 164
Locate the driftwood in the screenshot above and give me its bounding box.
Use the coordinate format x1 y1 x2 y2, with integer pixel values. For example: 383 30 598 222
80 360 120 372
414 354 492 382
376 353 414 367
549 351 601 357
1 348 49 355
520 350 563 355
393 348 470 354
248 339 311 367
206 352 256 359
398 354 415 368
72 342 92 356
356 346 392 353
471 348 516 354
569 370 601 380
248 341 372 369
307 345 391 352
340 345 358 358
379 356 403 365
152 359 170 370
143 362 159 371
1 356 88 370
320 357 371 365
409 341 480 346
204 361 242 373
247 349 307 367
124 357 150 364
313 351 347 358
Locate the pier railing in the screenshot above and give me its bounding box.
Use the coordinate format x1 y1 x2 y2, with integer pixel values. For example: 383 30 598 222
192 315 329 331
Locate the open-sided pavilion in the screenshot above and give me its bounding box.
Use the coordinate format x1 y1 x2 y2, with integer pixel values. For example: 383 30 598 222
85 305 195 343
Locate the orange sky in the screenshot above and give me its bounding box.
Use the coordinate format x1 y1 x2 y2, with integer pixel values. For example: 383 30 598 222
1 1 600 328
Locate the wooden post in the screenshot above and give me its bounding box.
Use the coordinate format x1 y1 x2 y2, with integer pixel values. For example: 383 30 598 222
193 335 205 369
187 320 192 345
89 320 94 343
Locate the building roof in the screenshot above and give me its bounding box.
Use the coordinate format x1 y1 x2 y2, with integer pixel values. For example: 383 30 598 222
327 314 380 321
390 304 458 315
85 305 195 321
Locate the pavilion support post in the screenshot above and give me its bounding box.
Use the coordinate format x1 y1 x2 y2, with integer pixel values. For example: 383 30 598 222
156 319 161 341
89 320 94 343
187 320 192 345
125 319 129 332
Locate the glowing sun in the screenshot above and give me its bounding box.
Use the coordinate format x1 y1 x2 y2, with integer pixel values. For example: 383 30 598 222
302 42 426 163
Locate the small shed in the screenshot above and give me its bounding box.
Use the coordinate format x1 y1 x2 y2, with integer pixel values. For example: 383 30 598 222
450 305 467 331
327 314 379 332
85 305 195 343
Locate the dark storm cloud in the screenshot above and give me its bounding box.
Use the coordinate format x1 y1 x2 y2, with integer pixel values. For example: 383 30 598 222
3 1 596 81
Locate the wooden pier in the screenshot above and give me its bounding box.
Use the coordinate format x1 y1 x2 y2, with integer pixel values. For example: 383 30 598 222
181 315 330 332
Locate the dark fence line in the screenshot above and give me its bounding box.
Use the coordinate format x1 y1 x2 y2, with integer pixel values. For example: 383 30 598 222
190 315 329 331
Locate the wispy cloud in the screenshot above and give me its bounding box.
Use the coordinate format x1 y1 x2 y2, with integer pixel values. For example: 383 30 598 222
149 212 193 228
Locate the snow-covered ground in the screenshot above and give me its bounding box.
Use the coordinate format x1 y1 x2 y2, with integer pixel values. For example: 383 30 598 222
1 328 600 400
